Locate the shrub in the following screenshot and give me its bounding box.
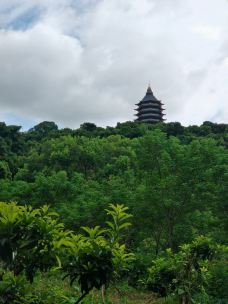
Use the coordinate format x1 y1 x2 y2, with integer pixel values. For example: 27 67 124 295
0 202 134 304
207 260 228 300
146 236 224 303
0 271 28 304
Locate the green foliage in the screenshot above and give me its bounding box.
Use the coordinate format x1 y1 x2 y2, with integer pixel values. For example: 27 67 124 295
146 237 228 303
0 202 134 303
106 204 132 245
63 231 113 295
207 259 228 299
28 121 58 140
147 255 176 297
0 271 28 304
62 204 134 302
0 161 11 180
0 202 69 282
1 120 227 254
0 119 227 302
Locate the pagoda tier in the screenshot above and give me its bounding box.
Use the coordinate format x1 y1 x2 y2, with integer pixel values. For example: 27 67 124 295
134 86 165 124
136 118 166 123
135 113 166 118
135 103 165 110
134 108 166 115
136 101 164 106
135 116 165 121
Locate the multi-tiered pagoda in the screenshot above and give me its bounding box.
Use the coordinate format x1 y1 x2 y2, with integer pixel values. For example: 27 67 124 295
135 86 165 123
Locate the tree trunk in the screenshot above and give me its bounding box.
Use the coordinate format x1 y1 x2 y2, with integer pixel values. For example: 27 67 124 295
180 295 189 304
101 285 106 303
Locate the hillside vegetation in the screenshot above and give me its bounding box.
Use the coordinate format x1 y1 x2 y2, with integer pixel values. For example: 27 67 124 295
0 120 227 303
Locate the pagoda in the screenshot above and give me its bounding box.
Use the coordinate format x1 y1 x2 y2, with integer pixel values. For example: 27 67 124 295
134 86 165 123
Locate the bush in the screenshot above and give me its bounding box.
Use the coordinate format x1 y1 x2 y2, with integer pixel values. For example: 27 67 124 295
207 261 228 300
146 255 176 297
127 255 149 288
146 237 217 303
0 203 134 304
0 271 28 304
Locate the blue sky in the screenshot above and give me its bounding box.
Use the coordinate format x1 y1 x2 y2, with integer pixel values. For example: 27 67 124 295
0 0 227 129
7 6 42 30
1 113 35 131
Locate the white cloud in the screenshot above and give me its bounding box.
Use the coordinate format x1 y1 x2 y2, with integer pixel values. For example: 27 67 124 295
224 57 228 67
192 25 221 40
0 0 227 128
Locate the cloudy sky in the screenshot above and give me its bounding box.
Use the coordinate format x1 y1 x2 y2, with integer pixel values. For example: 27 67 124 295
0 0 227 129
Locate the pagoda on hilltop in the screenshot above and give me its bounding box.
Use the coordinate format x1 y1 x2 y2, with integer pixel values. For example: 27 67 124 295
134 86 165 123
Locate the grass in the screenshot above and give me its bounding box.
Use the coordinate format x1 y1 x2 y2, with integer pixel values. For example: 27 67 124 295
32 272 166 304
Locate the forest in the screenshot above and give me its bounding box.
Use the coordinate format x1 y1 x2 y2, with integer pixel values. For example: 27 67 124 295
0 120 227 304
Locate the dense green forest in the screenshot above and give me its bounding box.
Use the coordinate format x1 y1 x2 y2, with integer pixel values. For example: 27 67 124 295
0 120 228 303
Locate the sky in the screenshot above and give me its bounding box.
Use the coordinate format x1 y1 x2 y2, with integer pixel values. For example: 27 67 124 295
0 0 227 130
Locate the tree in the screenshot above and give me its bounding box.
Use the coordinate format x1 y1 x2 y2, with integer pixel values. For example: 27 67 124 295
133 130 227 252
28 121 58 140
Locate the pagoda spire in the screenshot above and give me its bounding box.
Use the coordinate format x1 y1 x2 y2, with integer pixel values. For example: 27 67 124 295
134 86 165 124
147 84 152 94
